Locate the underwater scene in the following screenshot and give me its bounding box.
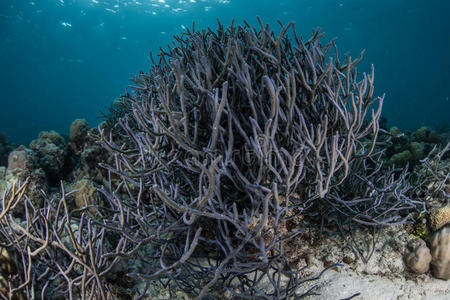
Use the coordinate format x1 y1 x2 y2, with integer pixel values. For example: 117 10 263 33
0 0 449 299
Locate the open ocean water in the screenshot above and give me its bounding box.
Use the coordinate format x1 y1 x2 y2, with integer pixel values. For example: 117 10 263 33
0 0 449 144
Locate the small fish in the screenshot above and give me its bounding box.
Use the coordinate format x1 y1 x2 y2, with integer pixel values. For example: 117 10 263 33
105 8 117 14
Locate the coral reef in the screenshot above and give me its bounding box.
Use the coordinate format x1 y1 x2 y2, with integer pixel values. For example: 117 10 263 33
385 126 446 168
387 149 413 167
415 126 443 144
0 18 448 299
0 182 134 299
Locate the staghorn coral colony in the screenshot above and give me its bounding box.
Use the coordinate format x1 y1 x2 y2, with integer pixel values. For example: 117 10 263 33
0 19 449 299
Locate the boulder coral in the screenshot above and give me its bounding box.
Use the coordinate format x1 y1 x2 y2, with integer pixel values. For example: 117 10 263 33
430 226 450 280
404 238 432 274
429 205 450 232
7 146 34 172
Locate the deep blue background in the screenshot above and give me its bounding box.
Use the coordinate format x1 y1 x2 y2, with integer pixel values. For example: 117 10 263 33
1 0 449 144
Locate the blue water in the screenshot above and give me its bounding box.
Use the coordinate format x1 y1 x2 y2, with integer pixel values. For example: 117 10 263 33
1 0 449 144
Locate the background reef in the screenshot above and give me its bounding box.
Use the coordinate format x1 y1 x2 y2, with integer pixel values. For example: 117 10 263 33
0 19 449 299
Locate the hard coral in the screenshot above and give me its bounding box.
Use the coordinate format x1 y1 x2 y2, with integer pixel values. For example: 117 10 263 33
7 146 34 172
430 226 450 280
387 149 413 167
71 178 102 214
29 130 68 184
415 126 442 144
430 205 450 232
404 238 432 274
69 119 90 155
0 146 46 214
